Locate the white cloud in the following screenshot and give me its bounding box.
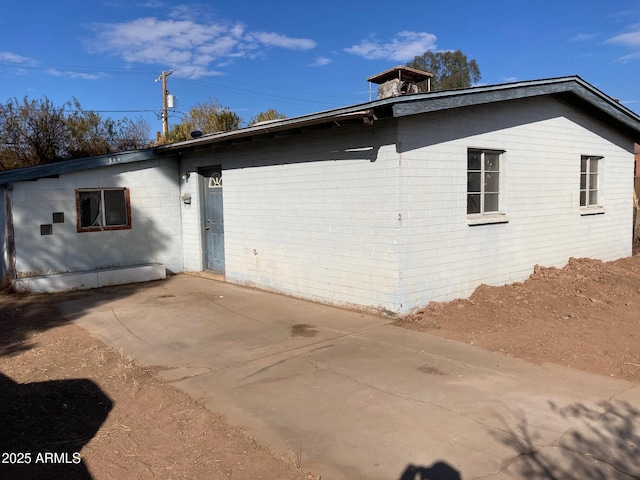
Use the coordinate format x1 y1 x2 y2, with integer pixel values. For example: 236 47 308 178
0 51 37 75
607 10 640 20
140 0 164 8
86 17 317 79
310 56 332 67
571 33 595 42
46 69 109 80
607 28 640 62
345 31 437 61
249 32 316 50
614 52 640 63
607 30 640 46
0 51 37 65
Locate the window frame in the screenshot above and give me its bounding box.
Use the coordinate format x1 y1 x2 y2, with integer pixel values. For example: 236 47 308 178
467 148 505 218
580 155 602 209
76 188 132 233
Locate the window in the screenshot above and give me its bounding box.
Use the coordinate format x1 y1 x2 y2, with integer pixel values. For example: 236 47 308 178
580 156 601 207
76 188 131 232
467 149 502 215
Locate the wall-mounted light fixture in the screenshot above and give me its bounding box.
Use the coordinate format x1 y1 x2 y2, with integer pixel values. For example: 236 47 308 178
181 193 192 205
181 172 190 182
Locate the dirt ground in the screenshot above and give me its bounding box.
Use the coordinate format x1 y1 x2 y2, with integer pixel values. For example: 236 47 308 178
1 252 639 479
0 290 315 480
397 253 640 384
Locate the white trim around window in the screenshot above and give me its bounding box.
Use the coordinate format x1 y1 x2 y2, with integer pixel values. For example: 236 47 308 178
580 155 604 215
467 148 508 225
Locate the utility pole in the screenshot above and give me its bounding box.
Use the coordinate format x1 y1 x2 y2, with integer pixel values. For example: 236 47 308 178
155 70 173 139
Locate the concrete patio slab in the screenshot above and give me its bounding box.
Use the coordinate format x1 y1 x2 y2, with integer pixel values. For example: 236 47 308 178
58 275 640 480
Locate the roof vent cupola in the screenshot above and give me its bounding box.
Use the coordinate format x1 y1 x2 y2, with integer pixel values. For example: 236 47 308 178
367 65 433 100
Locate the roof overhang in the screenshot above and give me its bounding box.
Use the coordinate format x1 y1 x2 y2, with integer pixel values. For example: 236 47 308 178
389 76 640 143
156 76 640 155
1 76 639 185
154 110 376 155
0 149 158 184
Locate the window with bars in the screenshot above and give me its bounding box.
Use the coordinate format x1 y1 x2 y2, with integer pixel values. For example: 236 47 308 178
467 149 502 215
580 156 601 207
76 188 131 232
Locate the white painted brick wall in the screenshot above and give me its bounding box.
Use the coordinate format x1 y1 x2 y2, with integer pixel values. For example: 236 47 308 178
397 96 634 311
178 97 634 314
178 156 205 272
11 159 183 277
224 158 399 283
181 124 403 311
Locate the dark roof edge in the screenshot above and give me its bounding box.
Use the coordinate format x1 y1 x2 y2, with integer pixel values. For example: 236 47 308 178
391 75 640 140
154 78 570 153
0 148 157 184
157 76 640 153
154 109 377 153
1 76 638 184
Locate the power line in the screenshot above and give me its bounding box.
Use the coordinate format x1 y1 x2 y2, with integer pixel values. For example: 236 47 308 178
0 62 158 76
176 76 361 102
1 61 369 115
62 109 158 113
1 61 360 105
0 108 158 115
174 77 361 108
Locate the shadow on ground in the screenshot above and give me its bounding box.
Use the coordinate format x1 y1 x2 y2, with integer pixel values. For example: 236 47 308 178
398 461 462 479
0 372 113 479
0 280 163 357
494 399 640 479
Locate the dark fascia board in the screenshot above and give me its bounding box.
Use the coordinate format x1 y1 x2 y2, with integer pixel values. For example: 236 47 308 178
156 76 640 154
2 76 638 185
154 110 376 154
0 148 157 185
391 76 640 142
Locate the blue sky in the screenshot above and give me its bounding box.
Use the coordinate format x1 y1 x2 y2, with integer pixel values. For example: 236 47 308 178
1 0 639 136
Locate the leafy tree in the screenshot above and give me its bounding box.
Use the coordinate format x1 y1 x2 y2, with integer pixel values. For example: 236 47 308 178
248 109 287 127
111 117 151 152
65 99 149 158
164 122 194 144
0 97 67 169
65 99 111 159
406 50 481 92
166 98 241 143
0 96 150 171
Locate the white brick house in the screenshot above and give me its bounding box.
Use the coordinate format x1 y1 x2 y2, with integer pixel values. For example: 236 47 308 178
2 76 639 314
